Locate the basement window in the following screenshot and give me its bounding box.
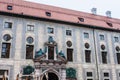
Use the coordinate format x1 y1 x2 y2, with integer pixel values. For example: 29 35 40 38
46 12 51 17
7 5 13 10
106 22 113 27
78 17 84 22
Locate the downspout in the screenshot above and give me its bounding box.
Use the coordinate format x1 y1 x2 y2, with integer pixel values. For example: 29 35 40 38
93 29 99 80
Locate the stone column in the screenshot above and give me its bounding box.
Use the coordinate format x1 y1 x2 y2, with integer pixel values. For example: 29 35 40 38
61 69 66 80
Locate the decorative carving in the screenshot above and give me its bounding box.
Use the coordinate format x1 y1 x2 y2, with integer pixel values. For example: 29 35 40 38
58 50 65 58
35 49 44 58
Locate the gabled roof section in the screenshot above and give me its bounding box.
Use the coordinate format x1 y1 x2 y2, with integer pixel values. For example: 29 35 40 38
0 0 120 31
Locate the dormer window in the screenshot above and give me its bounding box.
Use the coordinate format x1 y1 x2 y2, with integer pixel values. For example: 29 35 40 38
106 22 113 27
46 12 51 17
7 5 12 10
78 17 84 22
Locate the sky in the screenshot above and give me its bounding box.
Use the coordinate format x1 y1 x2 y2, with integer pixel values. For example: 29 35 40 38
25 0 120 19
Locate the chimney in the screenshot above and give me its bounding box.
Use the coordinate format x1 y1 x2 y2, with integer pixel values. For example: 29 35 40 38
91 8 97 15
106 11 111 18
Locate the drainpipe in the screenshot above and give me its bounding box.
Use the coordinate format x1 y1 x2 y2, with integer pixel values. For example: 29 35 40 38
93 29 99 80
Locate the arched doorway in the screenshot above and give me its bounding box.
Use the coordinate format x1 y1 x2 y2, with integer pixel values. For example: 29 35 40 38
42 72 59 80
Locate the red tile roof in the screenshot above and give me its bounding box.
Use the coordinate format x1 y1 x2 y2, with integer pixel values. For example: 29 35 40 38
0 0 120 30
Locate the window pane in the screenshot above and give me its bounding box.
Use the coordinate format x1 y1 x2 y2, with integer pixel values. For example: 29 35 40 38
48 27 54 34
26 37 34 44
1 43 11 58
67 49 73 61
104 72 109 77
4 22 12 28
48 46 54 60
85 50 91 63
117 53 120 64
26 45 34 59
66 30 72 36
101 52 107 64
87 72 92 77
84 32 89 38
100 35 104 40
114 37 119 42
27 25 34 31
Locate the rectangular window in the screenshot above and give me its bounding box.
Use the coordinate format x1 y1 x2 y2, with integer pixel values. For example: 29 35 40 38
101 52 107 64
26 45 34 59
67 49 73 61
114 37 119 42
85 50 91 63
104 79 109 80
104 73 109 77
27 25 34 31
87 79 93 80
84 32 89 38
0 70 8 80
100 35 104 40
4 22 12 28
66 30 72 36
117 53 120 64
48 27 54 34
48 46 54 60
1 43 11 58
87 72 92 77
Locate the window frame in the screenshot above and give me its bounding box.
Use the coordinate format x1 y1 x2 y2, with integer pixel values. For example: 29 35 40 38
27 25 34 31
84 32 89 39
47 27 54 34
67 48 73 62
4 22 12 29
66 30 72 36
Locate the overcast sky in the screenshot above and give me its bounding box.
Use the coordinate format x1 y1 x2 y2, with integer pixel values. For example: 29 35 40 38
25 0 120 19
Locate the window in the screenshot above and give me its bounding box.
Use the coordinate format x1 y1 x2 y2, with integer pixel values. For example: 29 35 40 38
48 27 54 34
26 45 34 59
87 72 92 77
87 79 93 80
48 46 54 60
66 30 72 36
1 43 11 58
26 37 34 44
86 72 93 80
0 70 8 80
100 35 104 40
114 37 119 42
46 12 51 17
103 72 110 80
106 22 113 27
101 52 107 64
78 17 84 22
4 22 12 28
3 34 11 41
7 5 12 10
67 49 73 61
117 53 120 64
27 25 34 31
85 50 91 63
104 73 109 77
84 32 89 38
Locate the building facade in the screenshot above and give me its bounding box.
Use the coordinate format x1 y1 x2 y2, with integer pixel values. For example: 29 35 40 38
0 0 120 80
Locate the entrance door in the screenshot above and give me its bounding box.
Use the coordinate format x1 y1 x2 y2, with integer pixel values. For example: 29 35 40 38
42 72 58 80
